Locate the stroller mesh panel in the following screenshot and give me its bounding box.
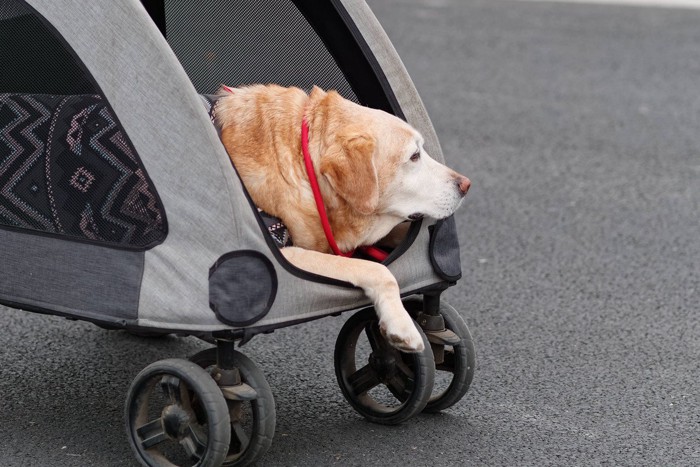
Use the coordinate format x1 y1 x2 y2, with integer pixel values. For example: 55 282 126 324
0 0 94 95
161 0 359 102
0 0 167 249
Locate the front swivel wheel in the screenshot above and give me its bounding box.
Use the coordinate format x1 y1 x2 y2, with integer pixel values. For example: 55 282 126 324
405 298 476 412
334 307 435 425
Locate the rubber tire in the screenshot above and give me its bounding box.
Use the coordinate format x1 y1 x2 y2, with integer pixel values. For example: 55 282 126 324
334 307 435 425
404 298 476 413
189 348 275 467
125 358 231 467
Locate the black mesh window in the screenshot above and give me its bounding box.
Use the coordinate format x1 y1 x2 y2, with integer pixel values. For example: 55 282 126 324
0 0 167 249
158 0 360 102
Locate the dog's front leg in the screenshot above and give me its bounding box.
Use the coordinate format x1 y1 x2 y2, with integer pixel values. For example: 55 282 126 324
281 247 424 352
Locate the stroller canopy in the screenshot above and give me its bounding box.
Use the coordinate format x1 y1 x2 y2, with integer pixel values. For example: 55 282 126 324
0 0 460 333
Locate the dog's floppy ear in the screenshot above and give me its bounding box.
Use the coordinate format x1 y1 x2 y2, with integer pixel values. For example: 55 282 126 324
320 130 379 215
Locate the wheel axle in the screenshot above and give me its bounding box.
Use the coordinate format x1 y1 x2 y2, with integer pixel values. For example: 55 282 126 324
161 404 191 439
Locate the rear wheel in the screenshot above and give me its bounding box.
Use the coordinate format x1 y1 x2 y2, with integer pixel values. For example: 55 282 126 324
189 348 275 467
125 359 230 467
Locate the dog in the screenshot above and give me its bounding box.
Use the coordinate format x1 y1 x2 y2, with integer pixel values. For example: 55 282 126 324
216 85 470 352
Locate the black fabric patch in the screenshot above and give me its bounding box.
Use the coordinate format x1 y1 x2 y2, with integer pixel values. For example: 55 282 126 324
429 216 462 282
209 251 278 327
0 93 167 249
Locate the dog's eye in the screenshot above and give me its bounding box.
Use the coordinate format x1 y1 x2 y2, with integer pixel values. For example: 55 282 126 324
410 151 421 162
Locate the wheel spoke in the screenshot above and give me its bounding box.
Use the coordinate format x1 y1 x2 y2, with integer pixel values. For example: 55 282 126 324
365 322 391 352
347 364 380 396
436 349 457 373
137 418 168 449
387 374 407 399
230 421 250 452
160 375 184 405
181 424 207 460
396 358 415 381
386 360 415 401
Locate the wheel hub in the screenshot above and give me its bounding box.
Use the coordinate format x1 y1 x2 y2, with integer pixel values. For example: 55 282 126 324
369 351 397 382
161 404 191 440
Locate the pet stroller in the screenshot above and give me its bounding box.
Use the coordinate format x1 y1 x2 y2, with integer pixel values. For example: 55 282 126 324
0 0 476 465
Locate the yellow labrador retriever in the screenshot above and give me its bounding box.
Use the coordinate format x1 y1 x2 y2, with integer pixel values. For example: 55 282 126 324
216 85 470 352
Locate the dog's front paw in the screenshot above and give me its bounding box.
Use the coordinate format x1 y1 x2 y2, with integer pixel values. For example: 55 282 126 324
379 315 425 353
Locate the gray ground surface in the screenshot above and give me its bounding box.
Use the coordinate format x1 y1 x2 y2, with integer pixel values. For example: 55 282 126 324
1 0 698 465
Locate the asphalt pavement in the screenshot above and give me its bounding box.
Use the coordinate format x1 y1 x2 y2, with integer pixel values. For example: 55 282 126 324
1 0 698 465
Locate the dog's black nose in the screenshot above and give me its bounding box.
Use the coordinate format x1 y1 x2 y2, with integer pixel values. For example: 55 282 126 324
457 176 471 196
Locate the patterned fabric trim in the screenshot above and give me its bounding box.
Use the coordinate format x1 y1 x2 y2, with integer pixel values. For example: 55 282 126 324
257 208 293 248
0 93 166 248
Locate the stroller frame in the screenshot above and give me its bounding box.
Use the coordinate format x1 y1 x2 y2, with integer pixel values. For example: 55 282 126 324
0 0 476 465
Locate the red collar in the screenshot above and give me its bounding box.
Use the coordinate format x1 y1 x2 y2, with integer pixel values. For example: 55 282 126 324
301 119 388 262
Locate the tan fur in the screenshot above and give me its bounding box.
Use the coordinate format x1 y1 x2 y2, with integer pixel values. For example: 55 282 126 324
216 84 469 352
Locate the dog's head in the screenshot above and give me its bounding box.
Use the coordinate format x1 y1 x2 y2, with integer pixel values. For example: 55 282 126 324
309 87 470 222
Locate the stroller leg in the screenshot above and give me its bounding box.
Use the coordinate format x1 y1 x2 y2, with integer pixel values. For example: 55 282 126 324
189 342 277 465
402 294 476 413
213 337 243 385
420 290 446 327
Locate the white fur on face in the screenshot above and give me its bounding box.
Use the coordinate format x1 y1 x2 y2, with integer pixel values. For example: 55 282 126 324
379 136 464 221
334 101 467 226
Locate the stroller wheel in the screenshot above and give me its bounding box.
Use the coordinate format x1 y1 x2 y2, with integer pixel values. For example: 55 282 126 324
334 307 435 425
125 359 230 467
404 298 476 412
189 348 275 467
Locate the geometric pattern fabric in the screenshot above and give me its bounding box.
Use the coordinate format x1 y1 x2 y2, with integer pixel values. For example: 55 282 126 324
0 93 166 248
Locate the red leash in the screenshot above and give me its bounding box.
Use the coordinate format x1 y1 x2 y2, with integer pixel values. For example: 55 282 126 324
301 119 352 257
301 119 388 262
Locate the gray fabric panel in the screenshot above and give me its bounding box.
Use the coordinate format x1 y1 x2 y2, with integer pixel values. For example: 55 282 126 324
26 0 254 327
209 251 276 326
0 228 142 320
387 223 445 291
25 0 446 332
339 0 445 163
429 216 462 281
